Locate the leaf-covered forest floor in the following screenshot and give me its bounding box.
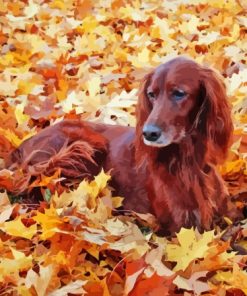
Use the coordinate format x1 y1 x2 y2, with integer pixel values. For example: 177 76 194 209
0 0 246 295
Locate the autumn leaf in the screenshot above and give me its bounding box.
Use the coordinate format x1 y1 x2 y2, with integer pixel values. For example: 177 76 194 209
212 263 247 294
166 228 215 271
130 273 174 296
48 280 87 296
0 248 33 282
174 272 210 295
124 258 146 295
80 169 111 209
1 215 37 240
24 265 53 296
33 206 64 240
0 127 23 147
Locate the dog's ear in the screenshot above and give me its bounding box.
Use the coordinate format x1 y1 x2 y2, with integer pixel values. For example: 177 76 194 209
200 68 233 163
135 72 153 165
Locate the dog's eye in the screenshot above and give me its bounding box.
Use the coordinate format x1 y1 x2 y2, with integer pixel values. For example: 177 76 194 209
147 91 156 101
172 89 186 101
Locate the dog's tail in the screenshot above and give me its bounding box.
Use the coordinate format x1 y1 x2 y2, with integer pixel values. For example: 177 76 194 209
2 121 108 198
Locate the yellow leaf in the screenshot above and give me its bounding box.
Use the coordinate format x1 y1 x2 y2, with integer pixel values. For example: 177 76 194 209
14 104 30 125
82 16 98 33
52 190 83 209
219 159 245 176
49 0 65 10
153 17 174 38
87 244 100 260
105 219 149 255
53 250 68 265
52 170 109 210
11 247 29 260
94 170 111 191
33 206 64 240
57 90 83 113
89 198 111 224
17 286 33 296
112 196 124 208
131 48 151 68
213 263 247 293
0 127 35 147
87 170 111 209
230 136 242 155
56 78 69 101
228 69 247 94
70 170 111 210
30 170 61 187
166 228 215 271
119 6 149 21
5 51 32 66
24 0 39 18
179 15 200 34
87 76 101 97
17 80 36 95
113 48 128 62
1 216 37 239
0 248 33 281
0 75 18 95
0 128 22 147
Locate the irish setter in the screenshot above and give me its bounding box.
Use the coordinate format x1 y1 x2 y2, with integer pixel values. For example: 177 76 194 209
5 57 236 233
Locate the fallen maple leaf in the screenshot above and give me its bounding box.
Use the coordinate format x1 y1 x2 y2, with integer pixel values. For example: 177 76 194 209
130 273 175 296
33 206 64 240
0 248 33 282
166 228 215 271
48 279 87 296
1 215 37 240
24 265 53 296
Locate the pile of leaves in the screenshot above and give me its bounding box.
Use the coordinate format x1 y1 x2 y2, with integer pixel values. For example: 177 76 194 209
1 171 247 295
0 0 246 294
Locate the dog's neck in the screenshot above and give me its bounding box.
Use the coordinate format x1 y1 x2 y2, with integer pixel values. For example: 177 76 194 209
134 130 209 174
153 134 208 173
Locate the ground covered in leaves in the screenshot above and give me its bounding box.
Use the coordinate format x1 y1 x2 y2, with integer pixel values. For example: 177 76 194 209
0 0 246 295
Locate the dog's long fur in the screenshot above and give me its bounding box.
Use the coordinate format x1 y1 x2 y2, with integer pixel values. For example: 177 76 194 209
5 57 236 233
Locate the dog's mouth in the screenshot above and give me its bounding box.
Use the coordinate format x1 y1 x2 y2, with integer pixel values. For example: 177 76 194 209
143 134 172 147
143 129 185 147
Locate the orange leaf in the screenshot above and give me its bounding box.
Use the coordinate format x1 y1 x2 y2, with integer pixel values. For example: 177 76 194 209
130 273 174 296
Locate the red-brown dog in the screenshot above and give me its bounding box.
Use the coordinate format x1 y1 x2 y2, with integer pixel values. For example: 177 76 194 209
6 57 236 233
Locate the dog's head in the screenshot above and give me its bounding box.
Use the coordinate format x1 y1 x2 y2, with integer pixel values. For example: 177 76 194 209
136 57 233 164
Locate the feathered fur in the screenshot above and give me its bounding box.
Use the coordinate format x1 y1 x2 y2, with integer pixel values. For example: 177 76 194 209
4 57 238 233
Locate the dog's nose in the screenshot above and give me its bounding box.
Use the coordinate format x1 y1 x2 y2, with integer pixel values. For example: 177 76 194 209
143 124 162 142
